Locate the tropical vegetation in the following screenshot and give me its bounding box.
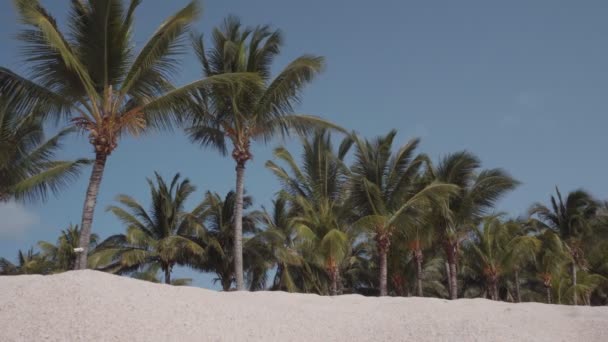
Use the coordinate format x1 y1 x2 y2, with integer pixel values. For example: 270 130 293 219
1 0 607 306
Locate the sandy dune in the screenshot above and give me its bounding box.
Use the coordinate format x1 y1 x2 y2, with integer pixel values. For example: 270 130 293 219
0 271 606 341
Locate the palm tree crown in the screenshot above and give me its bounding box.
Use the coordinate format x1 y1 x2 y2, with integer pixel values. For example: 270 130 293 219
91 172 205 284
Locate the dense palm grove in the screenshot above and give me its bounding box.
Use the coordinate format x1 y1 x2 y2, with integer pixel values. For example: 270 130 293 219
0 0 606 306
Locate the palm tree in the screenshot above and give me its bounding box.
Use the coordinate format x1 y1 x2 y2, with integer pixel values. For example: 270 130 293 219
90 173 205 284
432 151 519 299
258 197 309 292
131 264 192 286
537 229 569 304
529 187 598 305
0 97 88 203
1 0 256 269
186 17 337 290
266 130 354 295
502 219 541 303
192 191 265 291
350 131 456 296
467 216 540 300
38 224 98 271
0 248 51 275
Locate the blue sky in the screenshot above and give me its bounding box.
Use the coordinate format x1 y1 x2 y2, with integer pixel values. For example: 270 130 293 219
1 0 607 288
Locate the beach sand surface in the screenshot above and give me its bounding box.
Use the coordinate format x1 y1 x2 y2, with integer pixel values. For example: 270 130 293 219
1 270 607 341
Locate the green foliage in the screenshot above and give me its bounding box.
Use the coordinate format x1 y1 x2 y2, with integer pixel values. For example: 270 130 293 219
0 97 89 202
90 173 205 283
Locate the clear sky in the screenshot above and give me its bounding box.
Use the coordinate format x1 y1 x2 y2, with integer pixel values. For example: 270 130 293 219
0 0 606 289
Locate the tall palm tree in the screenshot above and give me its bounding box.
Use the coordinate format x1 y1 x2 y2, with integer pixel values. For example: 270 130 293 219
90 173 205 284
350 131 456 296
1 0 255 269
432 151 519 299
0 97 88 203
187 17 337 290
38 224 98 272
529 187 598 305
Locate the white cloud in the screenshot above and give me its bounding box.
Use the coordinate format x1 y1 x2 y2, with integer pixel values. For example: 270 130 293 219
0 201 39 239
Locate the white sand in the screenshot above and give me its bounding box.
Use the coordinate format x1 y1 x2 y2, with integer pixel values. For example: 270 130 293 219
0 271 606 342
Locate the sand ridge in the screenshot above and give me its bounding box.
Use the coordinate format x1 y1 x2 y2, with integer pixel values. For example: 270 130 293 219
1 270 607 341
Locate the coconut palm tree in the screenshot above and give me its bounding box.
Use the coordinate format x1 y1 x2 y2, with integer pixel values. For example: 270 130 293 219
258 197 309 292
131 264 192 286
466 216 540 300
0 248 52 275
186 17 338 290
90 173 205 284
502 219 541 302
38 224 98 272
350 131 457 296
0 0 257 269
266 130 355 295
529 187 598 305
536 229 569 304
432 151 519 299
0 97 88 203
191 191 267 291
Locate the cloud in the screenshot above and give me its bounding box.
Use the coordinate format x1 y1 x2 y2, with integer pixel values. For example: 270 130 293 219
0 201 39 239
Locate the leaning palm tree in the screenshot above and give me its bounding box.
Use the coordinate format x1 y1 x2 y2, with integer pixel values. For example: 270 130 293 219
90 173 205 284
529 187 598 305
38 224 98 272
1 0 256 269
187 17 337 290
350 131 456 296
0 97 88 203
432 151 519 299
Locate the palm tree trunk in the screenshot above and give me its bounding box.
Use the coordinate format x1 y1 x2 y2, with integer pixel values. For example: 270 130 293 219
233 162 246 291
445 261 452 297
514 270 521 303
329 266 339 296
221 277 232 291
490 282 498 301
571 263 578 305
75 153 107 270
546 286 552 304
164 268 171 284
379 249 388 296
274 263 284 290
414 250 423 297
443 241 458 299
449 262 458 299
